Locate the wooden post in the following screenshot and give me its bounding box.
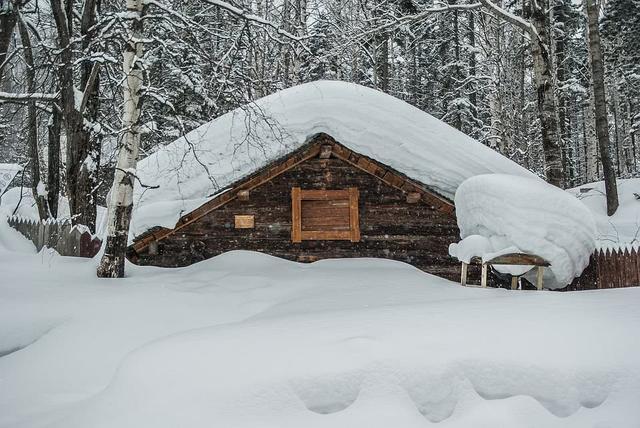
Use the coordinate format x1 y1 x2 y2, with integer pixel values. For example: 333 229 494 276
349 187 360 242
461 262 468 286
291 187 302 243
481 263 488 288
536 266 544 290
36 221 45 251
511 276 518 290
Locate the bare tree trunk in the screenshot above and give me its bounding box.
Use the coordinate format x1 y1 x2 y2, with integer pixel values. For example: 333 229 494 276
374 36 389 91
51 0 98 231
530 0 564 187
18 14 49 220
373 3 389 92
97 0 145 278
77 0 101 230
281 0 291 85
452 0 462 130
628 101 637 174
584 96 599 181
480 0 565 187
586 0 618 215
292 0 307 83
0 2 18 82
554 0 572 185
468 10 477 123
47 107 61 217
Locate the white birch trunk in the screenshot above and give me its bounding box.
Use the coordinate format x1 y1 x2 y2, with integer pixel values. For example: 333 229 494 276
97 0 145 278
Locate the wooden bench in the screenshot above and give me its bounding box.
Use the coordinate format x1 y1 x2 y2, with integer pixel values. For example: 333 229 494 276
460 253 551 290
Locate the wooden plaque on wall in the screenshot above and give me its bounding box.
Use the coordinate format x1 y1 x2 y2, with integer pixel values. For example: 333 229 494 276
234 215 255 229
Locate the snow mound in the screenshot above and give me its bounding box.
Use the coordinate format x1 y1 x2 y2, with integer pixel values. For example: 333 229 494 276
1 249 640 427
0 187 108 236
450 174 596 287
568 178 640 247
132 80 537 238
0 163 22 195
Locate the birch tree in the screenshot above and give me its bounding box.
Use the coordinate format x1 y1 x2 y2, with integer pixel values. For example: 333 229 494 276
479 0 565 187
97 0 146 278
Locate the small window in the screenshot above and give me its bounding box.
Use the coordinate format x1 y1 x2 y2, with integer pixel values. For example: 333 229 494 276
291 187 360 242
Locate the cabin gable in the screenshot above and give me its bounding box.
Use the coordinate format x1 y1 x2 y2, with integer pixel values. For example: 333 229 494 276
131 134 462 279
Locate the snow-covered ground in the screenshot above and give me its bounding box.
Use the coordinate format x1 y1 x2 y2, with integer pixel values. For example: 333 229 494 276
1 216 640 427
568 178 640 248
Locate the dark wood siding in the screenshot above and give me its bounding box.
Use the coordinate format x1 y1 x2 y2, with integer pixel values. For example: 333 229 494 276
133 156 462 280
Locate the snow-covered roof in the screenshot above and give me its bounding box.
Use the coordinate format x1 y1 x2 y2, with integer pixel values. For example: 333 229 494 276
132 80 538 237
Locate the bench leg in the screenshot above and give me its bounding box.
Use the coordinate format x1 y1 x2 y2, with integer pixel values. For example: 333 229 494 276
461 262 468 286
511 276 518 290
481 263 488 288
536 266 544 290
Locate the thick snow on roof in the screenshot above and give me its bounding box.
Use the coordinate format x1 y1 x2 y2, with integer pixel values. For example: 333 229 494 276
132 80 537 237
450 174 596 288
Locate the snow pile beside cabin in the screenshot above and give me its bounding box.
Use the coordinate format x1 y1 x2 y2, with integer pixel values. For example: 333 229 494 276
131 80 537 238
450 174 596 287
568 178 640 247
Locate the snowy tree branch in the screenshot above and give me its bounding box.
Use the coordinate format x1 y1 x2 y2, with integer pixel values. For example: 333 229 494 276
0 91 59 102
477 0 538 38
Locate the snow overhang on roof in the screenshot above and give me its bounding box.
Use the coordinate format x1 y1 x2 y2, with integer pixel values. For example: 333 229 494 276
131 80 538 239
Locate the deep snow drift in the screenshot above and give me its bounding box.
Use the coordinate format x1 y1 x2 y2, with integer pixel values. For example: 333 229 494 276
0 187 108 236
1 218 639 427
131 80 538 238
568 178 640 247
450 174 596 287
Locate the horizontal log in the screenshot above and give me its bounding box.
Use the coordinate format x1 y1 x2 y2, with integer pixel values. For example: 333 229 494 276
300 189 350 200
470 253 550 266
302 216 350 228
300 230 352 240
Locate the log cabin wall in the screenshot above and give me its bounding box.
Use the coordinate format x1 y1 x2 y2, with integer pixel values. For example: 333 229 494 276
132 154 462 280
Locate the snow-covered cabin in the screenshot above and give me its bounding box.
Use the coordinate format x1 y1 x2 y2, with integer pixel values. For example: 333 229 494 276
128 81 536 279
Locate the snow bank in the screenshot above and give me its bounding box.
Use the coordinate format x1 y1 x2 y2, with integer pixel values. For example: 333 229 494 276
0 163 22 195
0 187 108 236
568 178 640 247
132 80 537 238
450 174 596 287
0 249 639 428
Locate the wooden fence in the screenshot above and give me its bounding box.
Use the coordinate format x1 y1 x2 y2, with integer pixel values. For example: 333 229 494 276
7 216 102 258
565 246 640 290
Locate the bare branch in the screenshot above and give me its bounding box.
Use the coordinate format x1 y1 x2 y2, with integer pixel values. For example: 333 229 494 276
0 91 59 102
477 0 537 38
195 0 308 42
